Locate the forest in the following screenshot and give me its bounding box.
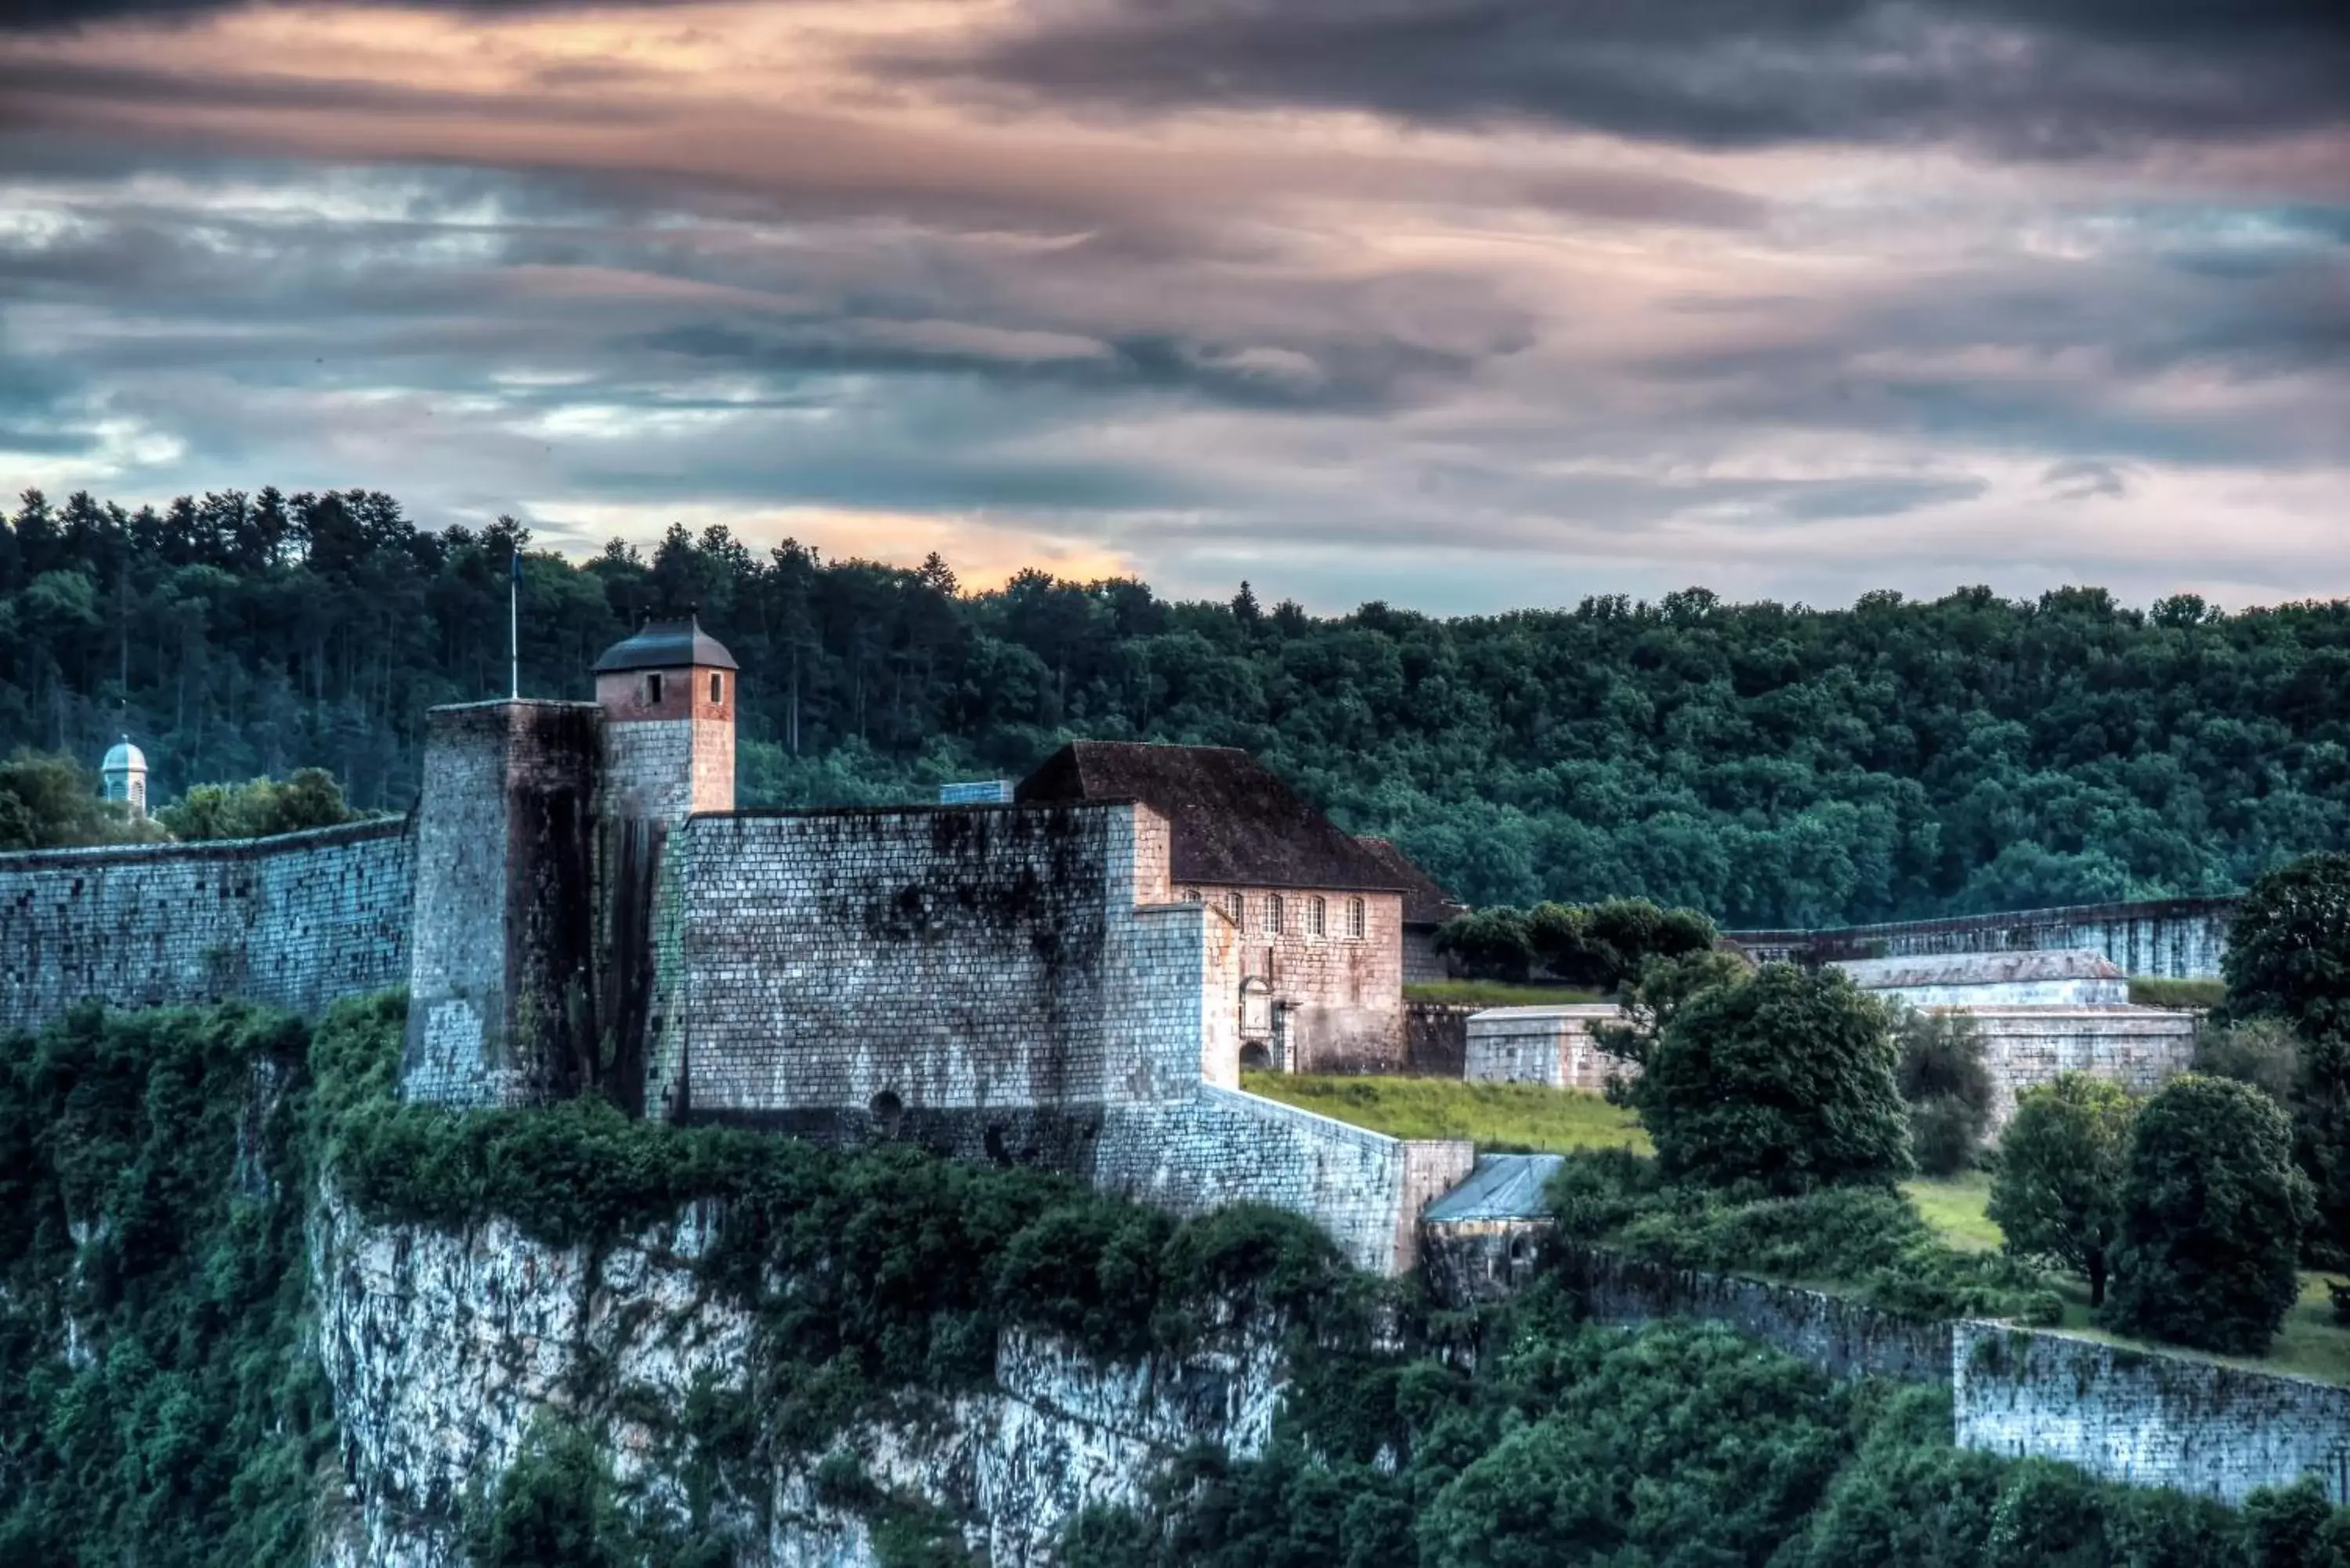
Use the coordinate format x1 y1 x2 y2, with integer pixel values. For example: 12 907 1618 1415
5 484 2348 926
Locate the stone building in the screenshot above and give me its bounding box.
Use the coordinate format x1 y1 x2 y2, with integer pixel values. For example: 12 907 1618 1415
1354 834 1469 985
1015 741 1418 1073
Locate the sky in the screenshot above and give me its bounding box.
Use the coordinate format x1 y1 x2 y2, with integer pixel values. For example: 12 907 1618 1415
1 0 2345 612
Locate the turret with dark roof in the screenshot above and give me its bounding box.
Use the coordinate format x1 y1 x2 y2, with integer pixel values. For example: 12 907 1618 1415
593 612 739 674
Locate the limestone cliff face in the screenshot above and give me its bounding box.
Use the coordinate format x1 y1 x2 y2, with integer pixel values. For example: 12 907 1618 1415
309 1188 1285 1566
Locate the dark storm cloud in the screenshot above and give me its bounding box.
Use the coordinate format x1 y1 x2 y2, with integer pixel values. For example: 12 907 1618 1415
898 0 2350 156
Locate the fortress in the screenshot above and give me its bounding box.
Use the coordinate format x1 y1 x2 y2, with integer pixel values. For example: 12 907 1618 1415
0 618 1470 1275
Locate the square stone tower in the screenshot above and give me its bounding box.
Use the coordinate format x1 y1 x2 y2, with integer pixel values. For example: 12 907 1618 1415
403 699 602 1106
593 612 737 821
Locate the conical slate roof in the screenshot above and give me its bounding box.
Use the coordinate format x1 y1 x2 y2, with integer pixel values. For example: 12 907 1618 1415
593 612 739 674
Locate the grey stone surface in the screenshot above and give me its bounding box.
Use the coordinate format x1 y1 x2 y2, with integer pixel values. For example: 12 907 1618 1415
1954 1321 2350 1504
1463 1004 1635 1089
1838 947 2133 1006
0 818 412 1037
1730 896 2236 980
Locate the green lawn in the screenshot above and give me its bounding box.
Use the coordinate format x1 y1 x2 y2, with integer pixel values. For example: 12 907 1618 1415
2128 976 2225 1010
1240 1072 1649 1153
1403 981 1605 1008
1907 1165 2350 1384
1902 1172 2003 1252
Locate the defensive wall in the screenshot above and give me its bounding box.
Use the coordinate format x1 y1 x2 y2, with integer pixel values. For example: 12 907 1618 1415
1730 896 2238 981
626 797 1467 1275
0 816 413 1039
1423 1155 2350 1502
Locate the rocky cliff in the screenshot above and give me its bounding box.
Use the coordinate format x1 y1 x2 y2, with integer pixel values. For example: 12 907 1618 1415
309 1188 1288 1566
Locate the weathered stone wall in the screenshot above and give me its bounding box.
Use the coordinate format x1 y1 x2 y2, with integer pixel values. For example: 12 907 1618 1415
656 802 1226 1120
1966 1007 2198 1129
1094 1086 1473 1277
402 700 602 1108
1401 925 1448 986
1730 896 2237 980
0 817 412 1039
1555 1244 1956 1384
1403 1001 1473 1077
1177 882 1406 1073
1954 1322 2350 1505
1464 1004 1636 1091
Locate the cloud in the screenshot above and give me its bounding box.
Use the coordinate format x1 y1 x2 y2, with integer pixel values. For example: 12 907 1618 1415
900 0 2350 158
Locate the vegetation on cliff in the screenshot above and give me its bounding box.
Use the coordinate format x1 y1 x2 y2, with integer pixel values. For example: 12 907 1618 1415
9 485 2350 922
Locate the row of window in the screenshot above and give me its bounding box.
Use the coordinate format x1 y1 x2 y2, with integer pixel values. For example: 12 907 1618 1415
638 670 726 706
1183 888 1368 939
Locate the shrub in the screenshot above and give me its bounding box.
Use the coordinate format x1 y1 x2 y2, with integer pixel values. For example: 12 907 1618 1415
1989 1073 2135 1307
1637 963 1911 1194
1432 909 1535 983
2194 1017 2304 1106
1894 1007 1995 1176
2103 1075 2312 1356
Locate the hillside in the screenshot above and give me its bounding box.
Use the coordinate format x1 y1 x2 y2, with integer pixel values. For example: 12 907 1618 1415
8 486 2350 923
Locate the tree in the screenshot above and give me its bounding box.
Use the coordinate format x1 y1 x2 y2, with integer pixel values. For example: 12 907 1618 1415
1637 963 1911 1194
2192 1017 2301 1105
1987 1074 2135 1306
0 750 152 850
1594 947 1752 1077
2225 853 2350 1042
156 768 359 841
1432 908 1535 983
2223 854 2350 1263
2102 1075 2312 1356
1893 1007 1995 1177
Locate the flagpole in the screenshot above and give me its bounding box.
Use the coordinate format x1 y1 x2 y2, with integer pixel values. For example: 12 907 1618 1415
509 547 520 700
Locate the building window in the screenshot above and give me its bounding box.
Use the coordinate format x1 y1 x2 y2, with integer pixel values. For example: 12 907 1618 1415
1347 897 1366 940
1226 891 1246 925
1307 896 1326 937
1182 888 1202 903
710 671 725 704
1264 894 1284 935
645 671 664 706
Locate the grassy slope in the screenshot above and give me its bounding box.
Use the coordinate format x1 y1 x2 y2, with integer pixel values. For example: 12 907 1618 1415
1266 1073 2350 1383
1238 1073 1650 1154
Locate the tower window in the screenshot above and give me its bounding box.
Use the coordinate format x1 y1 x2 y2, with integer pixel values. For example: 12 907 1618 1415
1347 897 1366 940
1307 897 1326 937
645 672 664 706
710 671 724 704
1264 894 1284 935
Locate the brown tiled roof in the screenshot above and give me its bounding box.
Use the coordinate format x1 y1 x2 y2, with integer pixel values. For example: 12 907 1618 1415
1017 741 1405 894
1354 836 1468 928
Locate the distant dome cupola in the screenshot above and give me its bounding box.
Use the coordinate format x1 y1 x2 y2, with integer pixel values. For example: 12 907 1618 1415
101 735 149 818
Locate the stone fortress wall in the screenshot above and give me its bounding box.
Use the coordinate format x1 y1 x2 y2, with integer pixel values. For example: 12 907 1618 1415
0 816 414 1039
1730 895 2237 981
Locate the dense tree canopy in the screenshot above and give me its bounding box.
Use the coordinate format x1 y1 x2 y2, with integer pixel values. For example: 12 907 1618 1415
1637 964 1911 1194
1988 1073 2136 1307
2104 1075 2310 1356
7 486 2349 923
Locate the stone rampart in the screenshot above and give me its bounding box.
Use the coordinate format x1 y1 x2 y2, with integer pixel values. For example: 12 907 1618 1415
1556 1243 1954 1384
1464 1004 1635 1090
0 818 413 1038
1954 1322 2350 1505
1965 1008 2199 1129
1402 1001 1473 1077
1731 896 2237 980
1097 1086 1473 1276
650 801 1228 1122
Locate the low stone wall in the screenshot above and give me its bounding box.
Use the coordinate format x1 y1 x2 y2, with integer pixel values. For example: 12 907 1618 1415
1554 1243 1954 1385
1965 1007 2198 1129
0 818 414 1039
1954 1322 2350 1505
1095 1086 1473 1277
1464 1004 1634 1091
